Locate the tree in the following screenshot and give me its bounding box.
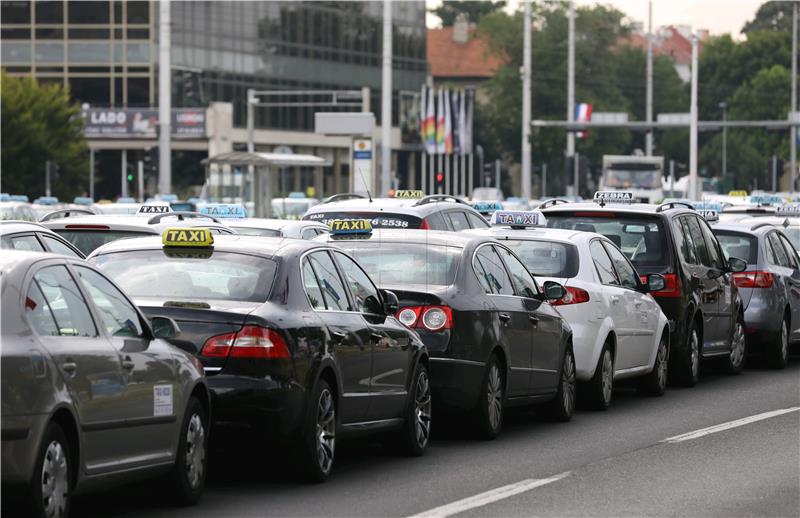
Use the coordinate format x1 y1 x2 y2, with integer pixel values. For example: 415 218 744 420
430 0 506 26
742 1 796 34
1 71 89 199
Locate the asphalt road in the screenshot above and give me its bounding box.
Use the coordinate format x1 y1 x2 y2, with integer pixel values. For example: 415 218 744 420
67 356 800 518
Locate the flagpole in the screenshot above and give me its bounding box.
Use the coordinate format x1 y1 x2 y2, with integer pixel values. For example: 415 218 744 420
445 154 451 195
468 153 473 198
421 152 427 193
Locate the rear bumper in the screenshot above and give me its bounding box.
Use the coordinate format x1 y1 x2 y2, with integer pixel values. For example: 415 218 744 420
2 414 47 485
428 357 485 411
743 294 782 336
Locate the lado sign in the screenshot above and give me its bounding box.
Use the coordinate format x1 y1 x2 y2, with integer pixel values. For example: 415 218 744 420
82 108 205 139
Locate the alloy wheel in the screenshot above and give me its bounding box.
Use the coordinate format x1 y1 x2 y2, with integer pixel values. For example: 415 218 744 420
487 364 503 431
690 330 700 379
601 350 613 405
562 351 576 414
781 320 789 363
316 388 336 474
414 371 432 449
656 339 668 390
184 413 206 490
41 440 68 518
730 322 745 368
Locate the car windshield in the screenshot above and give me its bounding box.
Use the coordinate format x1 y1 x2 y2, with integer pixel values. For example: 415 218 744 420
604 169 661 189
91 250 276 302
53 229 152 255
304 211 422 229
229 226 282 237
341 242 461 286
547 214 668 273
503 239 579 278
713 231 757 264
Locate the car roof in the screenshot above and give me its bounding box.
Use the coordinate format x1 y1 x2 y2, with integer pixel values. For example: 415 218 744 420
0 220 56 234
305 196 474 216
41 214 231 232
540 201 694 216
466 226 588 243
733 216 799 227
0 249 69 272
713 219 792 235
227 218 327 230
319 228 487 248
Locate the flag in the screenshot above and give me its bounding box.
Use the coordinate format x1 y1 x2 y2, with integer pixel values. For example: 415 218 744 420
424 87 436 154
451 89 461 155
419 85 427 145
436 89 445 154
444 89 453 154
575 102 592 139
458 89 467 155
463 89 474 154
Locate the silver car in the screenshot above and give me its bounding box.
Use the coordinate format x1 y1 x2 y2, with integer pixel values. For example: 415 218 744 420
1 251 210 517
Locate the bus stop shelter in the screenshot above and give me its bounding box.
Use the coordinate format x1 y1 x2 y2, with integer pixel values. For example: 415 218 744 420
202 151 326 218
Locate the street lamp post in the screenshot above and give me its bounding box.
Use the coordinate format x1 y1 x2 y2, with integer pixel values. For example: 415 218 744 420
719 101 727 181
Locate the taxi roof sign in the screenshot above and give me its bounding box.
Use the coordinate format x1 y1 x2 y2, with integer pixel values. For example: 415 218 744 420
199 203 247 219
728 190 748 197
593 191 635 205
491 210 546 228
698 210 719 222
162 227 214 247
472 201 504 213
329 219 373 237
138 202 173 215
749 194 784 206
776 204 800 217
395 190 425 199
693 201 722 212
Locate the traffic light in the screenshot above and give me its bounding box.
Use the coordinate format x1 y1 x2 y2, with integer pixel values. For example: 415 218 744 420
126 171 134 182
436 172 444 183
143 147 158 174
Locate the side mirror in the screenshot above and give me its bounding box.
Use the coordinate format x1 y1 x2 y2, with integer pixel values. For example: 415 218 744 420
728 257 747 273
380 289 399 315
151 316 180 339
646 273 666 292
542 281 567 301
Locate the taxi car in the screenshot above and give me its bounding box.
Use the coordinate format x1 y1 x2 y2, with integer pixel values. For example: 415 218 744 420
319 223 576 439
468 210 670 410
88 227 431 482
196 202 330 239
542 192 748 387
303 190 489 231
734 204 800 255
1 221 85 258
1 250 210 516
41 202 236 255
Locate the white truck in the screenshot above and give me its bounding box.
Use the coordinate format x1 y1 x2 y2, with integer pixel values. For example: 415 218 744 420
601 155 664 203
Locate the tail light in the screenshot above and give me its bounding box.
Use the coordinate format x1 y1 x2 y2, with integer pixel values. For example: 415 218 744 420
550 286 590 306
418 218 430 230
395 305 453 331
733 271 773 288
641 273 681 298
200 325 290 359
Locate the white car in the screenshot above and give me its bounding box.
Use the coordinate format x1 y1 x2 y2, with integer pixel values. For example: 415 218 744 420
226 218 329 240
468 210 671 410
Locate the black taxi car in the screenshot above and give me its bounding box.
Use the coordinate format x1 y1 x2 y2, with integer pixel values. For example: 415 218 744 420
87 228 430 482
319 224 575 439
542 192 748 386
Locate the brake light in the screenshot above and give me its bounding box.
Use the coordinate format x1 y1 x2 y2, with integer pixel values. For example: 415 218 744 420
574 212 614 217
200 325 290 359
419 218 430 230
733 271 773 288
65 224 110 229
395 305 453 331
640 273 681 298
550 286 590 306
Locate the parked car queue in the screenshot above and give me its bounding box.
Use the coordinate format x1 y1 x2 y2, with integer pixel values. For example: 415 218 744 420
2 192 797 518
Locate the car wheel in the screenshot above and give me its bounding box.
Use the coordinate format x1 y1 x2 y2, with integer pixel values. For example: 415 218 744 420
722 316 747 374
638 332 669 396
393 362 432 456
473 354 505 440
30 422 70 518
296 379 336 482
544 347 576 422
168 396 208 506
583 342 613 410
672 320 700 387
766 317 789 369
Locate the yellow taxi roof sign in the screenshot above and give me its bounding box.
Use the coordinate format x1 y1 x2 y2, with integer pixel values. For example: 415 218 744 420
329 219 373 236
394 190 425 199
162 227 214 247
728 190 748 197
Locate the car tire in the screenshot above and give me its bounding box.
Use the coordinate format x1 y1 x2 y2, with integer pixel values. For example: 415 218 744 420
672 319 700 387
766 317 789 369
583 342 613 410
638 331 669 397
544 347 576 422
392 362 432 456
722 316 747 375
30 422 71 518
167 396 208 506
295 379 336 482
473 354 505 440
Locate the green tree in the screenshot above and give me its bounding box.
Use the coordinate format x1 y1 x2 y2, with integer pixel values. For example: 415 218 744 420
430 0 506 26
742 1 796 34
1 71 89 199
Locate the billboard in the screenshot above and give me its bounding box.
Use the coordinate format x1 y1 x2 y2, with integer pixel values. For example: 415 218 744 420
82 108 206 139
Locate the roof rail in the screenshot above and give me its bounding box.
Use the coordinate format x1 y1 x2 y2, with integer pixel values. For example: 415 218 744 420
323 193 367 204
750 221 779 231
39 208 96 222
538 198 571 210
656 201 695 213
147 211 221 225
414 194 469 207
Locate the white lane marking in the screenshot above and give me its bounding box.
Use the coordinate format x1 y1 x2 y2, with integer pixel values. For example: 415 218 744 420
407 472 570 518
662 406 800 444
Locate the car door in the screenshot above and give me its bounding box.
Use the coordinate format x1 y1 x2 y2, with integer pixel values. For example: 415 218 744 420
333 251 411 421
473 244 533 397
775 232 800 339
699 219 735 344
495 245 561 394
681 216 723 350
73 265 179 464
303 251 372 424
27 264 127 473
602 240 657 368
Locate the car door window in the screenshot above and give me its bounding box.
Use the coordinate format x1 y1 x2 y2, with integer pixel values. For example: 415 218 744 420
308 251 349 311
424 212 448 230
301 228 318 240
302 258 327 310
25 281 59 336
473 245 514 295
673 217 698 265
334 252 383 314
74 266 144 338
40 234 82 258
603 241 639 289
32 266 97 337
590 240 619 285
698 220 726 270
467 211 489 228
778 234 800 269
685 217 711 266
768 232 792 268
2 234 45 252
496 246 539 298
447 211 471 231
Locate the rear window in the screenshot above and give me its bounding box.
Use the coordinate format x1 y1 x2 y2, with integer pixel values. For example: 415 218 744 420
91 250 276 302
713 231 758 264
503 239 579 278
547 213 668 272
54 229 152 255
340 242 461 286
304 211 422 229
782 227 800 251
229 226 282 237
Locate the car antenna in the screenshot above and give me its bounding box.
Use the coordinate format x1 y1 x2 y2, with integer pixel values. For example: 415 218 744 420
355 163 373 203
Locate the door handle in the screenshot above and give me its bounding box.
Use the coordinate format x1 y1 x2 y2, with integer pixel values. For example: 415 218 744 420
370 332 384 342
610 296 620 305
61 362 77 376
122 355 135 371
330 331 347 342
499 313 511 323
529 315 539 326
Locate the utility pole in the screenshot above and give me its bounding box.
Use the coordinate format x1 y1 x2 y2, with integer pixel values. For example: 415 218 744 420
121 149 129 198
720 102 728 180
380 0 392 196
542 163 547 198
158 0 171 195
89 149 95 200
573 152 580 197
45 160 51 197
772 155 778 192
646 0 653 155
689 35 699 200
669 159 675 196
495 159 501 191
137 160 145 202
791 2 797 195
566 1 575 163
522 0 532 200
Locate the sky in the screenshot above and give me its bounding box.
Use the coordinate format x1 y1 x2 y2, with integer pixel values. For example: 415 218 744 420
426 0 765 38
